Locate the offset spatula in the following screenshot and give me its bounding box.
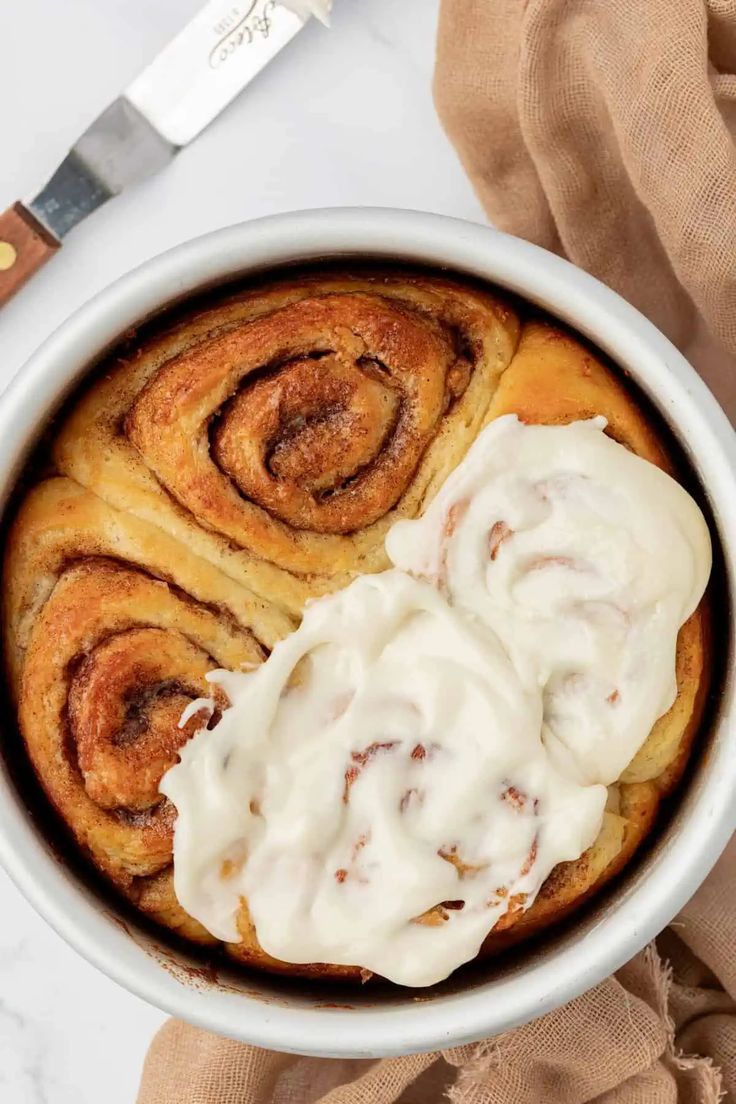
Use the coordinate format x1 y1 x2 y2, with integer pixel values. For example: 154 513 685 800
0 0 314 306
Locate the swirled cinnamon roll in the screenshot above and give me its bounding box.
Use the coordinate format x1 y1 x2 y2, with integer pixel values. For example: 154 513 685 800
3 478 291 940
53 274 519 615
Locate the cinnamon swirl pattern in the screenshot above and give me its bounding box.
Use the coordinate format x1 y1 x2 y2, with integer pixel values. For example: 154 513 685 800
2 270 712 981
53 274 519 614
4 479 291 941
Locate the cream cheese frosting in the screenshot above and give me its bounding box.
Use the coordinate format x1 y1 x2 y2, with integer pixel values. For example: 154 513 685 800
387 416 712 787
162 416 711 986
162 571 606 986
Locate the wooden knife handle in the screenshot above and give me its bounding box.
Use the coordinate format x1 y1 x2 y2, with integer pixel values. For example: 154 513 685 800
0 203 60 307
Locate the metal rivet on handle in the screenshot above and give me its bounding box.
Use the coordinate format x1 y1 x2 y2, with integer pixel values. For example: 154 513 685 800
0 241 17 271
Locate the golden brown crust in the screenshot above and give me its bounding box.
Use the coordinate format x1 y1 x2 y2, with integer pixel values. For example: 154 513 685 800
2 277 711 984
3 478 291 936
3 477 291 696
53 273 520 616
483 319 671 468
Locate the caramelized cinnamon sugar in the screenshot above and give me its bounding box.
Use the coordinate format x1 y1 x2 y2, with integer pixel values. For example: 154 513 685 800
343 741 398 803
49 270 519 610
488 520 512 560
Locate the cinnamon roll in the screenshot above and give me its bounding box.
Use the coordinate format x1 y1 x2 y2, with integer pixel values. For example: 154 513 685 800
485 322 709 796
2 269 711 983
53 273 519 614
388 321 711 954
4 478 291 940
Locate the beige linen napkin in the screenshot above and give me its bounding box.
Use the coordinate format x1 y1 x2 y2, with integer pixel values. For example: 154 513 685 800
139 4 736 1099
434 0 736 420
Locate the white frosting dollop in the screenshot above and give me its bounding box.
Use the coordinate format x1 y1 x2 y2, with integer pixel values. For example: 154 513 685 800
387 415 712 786
278 0 332 25
161 570 606 987
162 414 711 987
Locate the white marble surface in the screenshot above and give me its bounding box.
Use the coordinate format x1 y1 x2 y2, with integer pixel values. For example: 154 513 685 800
0 1 484 1101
